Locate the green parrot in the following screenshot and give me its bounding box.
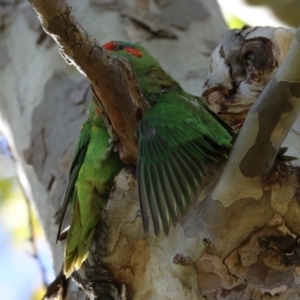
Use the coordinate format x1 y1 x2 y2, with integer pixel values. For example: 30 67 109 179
103 41 234 236
56 102 124 278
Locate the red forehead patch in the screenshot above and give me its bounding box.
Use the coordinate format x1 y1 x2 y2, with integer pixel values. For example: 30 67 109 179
102 41 117 51
125 47 143 58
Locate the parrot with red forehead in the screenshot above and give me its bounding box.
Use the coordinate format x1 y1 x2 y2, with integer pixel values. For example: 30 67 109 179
56 102 124 277
103 41 233 235
57 41 233 278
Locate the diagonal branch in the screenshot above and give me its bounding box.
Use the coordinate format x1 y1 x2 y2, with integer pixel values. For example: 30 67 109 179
27 0 149 165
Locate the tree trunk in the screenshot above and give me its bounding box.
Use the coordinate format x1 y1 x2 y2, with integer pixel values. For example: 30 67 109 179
2 0 300 299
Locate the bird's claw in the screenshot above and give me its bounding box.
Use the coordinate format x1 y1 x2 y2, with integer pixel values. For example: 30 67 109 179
108 138 119 153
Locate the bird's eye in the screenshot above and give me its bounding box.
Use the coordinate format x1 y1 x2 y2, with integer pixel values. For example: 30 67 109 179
118 44 126 50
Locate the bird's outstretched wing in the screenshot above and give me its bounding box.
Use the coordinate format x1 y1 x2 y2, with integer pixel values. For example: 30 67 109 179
137 96 232 235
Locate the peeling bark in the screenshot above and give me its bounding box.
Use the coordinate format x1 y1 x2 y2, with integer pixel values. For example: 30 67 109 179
199 26 300 299
203 26 295 130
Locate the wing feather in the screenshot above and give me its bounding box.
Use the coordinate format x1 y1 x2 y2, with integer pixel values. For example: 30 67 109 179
157 163 177 225
163 159 186 215
151 165 169 235
145 165 160 235
137 160 149 232
138 95 232 235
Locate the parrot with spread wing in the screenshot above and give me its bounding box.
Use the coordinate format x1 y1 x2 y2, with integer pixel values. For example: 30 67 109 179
56 102 124 277
103 41 234 236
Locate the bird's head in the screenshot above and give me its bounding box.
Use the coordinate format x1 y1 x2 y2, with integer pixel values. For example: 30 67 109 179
102 41 163 101
102 41 178 104
102 41 158 78
103 41 146 62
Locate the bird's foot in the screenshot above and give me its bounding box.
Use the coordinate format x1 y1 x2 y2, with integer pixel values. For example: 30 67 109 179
108 138 119 153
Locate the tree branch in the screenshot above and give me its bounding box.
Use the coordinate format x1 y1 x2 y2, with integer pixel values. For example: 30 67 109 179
28 0 149 164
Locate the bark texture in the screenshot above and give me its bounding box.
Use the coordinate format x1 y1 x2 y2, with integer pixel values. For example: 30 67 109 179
201 26 300 299
1 0 228 299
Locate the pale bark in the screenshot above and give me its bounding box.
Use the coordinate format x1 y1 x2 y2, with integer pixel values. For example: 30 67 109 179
0 0 228 299
200 26 300 299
